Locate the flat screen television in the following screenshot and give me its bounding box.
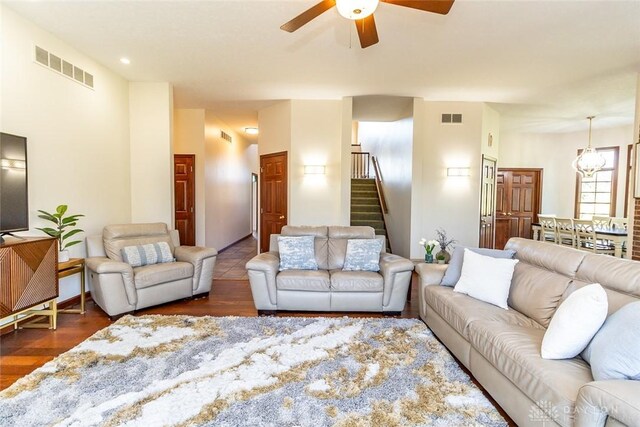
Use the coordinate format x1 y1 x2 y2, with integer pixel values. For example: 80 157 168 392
0 132 29 243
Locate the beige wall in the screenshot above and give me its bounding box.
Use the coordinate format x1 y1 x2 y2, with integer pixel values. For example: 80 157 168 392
129 82 174 225
173 109 206 245
359 118 414 258
500 124 634 218
411 101 487 257
1 5 130 302
204 112 256 250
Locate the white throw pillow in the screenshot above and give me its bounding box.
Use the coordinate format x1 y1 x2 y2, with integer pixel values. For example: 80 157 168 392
453 249 519 309
541 283 608 360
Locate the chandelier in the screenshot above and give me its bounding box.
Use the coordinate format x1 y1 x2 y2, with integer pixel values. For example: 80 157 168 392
572 116 606 178
336 0 379 20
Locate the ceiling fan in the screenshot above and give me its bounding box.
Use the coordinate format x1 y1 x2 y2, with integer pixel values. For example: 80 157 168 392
280 0 455 48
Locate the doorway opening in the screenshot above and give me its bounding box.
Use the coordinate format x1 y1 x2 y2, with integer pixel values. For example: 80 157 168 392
251 173 258 238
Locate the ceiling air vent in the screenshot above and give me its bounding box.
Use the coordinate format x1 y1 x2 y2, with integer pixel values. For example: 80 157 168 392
220 130 233 143
33 45 94 89
441 113 463 124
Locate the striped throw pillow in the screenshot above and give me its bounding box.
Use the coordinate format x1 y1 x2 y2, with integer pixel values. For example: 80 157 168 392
121 242 174 267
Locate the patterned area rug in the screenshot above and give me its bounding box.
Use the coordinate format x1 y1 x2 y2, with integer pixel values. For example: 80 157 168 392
1 316 506 426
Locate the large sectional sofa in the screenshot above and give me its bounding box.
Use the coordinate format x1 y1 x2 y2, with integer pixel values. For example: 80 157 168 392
416 237 640 427
246 225 414 314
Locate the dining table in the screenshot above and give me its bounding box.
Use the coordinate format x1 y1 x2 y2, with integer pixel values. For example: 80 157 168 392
531 223 628 258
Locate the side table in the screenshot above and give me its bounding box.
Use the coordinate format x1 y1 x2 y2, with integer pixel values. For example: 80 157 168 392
58 258 86 314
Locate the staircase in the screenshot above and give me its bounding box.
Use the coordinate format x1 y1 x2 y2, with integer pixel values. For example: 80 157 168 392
350 178 391 252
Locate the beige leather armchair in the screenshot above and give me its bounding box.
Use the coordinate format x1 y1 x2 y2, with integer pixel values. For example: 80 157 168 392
85 223 217 318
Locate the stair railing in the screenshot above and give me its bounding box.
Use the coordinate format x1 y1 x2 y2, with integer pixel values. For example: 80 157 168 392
351 151 370 179
371 156 388 214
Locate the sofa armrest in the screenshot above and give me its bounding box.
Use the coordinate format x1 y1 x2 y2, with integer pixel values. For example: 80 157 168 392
175 246 218 294
245 252 280 309
379 253 414 310
415 263 448 286
85 257 137 308
575 380 640 427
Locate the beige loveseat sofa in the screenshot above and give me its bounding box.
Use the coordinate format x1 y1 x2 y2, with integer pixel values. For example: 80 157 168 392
86 223 217 318
416 237 640 427
246 225 414 314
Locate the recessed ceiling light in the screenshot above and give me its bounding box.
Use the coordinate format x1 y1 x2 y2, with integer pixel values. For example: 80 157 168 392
120 57 130 65
244 127 259 135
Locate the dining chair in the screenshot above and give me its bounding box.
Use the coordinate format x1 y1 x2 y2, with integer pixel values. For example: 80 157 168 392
610 217 628 230
537 215 557 242
574 219 615 255
592 215 611 228
554 217 575 247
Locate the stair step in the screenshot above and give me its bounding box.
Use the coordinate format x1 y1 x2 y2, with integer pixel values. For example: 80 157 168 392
374 229 387 236
350 219 385 229
351 197 380 206
351 178 376 184
351 204 382 213
351 212 383 221
351 191 378 198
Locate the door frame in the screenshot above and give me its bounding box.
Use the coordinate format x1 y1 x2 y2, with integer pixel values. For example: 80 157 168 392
259 151 288 253
479 155 497 248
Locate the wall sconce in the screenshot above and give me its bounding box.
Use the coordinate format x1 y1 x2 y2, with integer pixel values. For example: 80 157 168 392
1 158 26 170
244 127 259 135
447 167 470 177
304 165 326 175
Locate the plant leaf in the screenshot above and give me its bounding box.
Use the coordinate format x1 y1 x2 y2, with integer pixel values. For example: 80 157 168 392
56 205 68 216
37 211 58 222
36 227 61 237
62 240 82 250
62 229 83 240
62 215 83 224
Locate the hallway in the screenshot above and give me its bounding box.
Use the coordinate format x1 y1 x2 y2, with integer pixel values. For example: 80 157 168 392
213 236 257 280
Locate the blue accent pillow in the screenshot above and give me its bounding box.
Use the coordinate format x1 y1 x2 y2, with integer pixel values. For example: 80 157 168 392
581 301 640 381
277 235 318 271
440 246 517 287
343 239 383 272
121 242 174 267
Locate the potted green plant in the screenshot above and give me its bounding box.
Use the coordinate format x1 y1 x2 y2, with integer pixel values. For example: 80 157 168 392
36 205 84 262
435 228 456 264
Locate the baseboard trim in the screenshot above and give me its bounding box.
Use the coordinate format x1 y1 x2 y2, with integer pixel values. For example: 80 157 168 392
0 292 92 336
218 233 254 253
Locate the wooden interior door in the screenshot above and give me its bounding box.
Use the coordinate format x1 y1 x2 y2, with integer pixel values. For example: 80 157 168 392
495 169 542 249
260 151 288 253
174 154 195 246
479 156 497 248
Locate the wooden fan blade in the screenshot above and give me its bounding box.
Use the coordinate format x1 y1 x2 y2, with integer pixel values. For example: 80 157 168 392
381 0 455 15
280 0 336 32
355 15 379 48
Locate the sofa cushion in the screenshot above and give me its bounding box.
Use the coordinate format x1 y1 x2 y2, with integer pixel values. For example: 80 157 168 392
281 226 329 269
121 242 174 267
508 263 572 328
343 239 383 272
468 320 594 426
440 246 516 287
103 223 174 262
277 236 318 271
453 249 518 309
582 301 640 381
327 226 375 270
276 270 330 291
133 261 193 289
424 285 543 340
330 270 383 292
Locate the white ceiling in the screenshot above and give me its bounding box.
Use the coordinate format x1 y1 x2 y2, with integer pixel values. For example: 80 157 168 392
5 0 640 138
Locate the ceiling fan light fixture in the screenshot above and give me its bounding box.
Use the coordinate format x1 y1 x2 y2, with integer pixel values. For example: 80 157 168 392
336 0 379 20
572 116 606 178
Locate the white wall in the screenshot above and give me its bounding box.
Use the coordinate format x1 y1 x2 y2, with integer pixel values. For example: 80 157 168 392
411 101 486 257
500 124 634 218
359 118 413 257
204 111 256 250
289 100 349 226
129 82 174 225
173 109 206 245
1 5 131 303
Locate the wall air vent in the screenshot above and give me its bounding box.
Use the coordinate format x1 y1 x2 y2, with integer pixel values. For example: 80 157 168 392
220 130 233 143
441 113 463 124
33 45 94 89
